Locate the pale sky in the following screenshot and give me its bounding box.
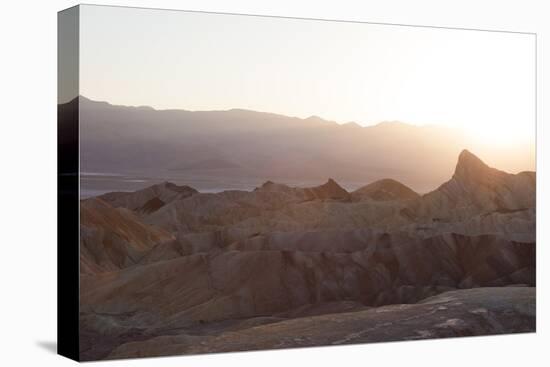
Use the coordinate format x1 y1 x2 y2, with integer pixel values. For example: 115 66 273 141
79 5 535 147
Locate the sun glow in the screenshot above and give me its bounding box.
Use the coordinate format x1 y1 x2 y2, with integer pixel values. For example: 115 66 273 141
79 6 535 170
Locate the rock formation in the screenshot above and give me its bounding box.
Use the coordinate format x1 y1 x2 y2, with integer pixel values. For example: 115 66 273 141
78 150 536 360
99 181 198 214
352 178 420 201
80 198 174 274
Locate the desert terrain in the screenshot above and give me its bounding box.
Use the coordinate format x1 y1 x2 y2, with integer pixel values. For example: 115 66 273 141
79 149 535 360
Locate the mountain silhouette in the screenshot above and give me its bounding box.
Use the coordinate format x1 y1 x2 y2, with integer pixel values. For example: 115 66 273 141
69 96 534 192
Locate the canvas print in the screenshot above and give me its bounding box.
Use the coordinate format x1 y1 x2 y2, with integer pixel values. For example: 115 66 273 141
58 4 536 361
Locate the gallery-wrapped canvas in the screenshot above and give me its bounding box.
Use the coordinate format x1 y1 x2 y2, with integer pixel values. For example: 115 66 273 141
58 4 536 362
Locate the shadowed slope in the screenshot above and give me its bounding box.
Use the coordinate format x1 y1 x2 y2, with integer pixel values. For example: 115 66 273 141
105 287 534 359
80 198 174 274
81 229 534 331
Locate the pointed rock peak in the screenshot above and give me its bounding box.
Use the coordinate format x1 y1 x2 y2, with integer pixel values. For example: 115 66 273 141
454 150 491 180
316 178 349 197
458 149 485 164
304 178 350 201
324 178 343 189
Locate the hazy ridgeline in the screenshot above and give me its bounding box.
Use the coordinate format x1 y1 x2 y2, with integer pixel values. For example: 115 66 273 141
74 97 534 196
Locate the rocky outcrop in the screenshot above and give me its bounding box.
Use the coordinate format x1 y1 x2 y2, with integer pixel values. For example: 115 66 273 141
80 198 173 274
81 229 534 337
255 179 351 202
408 150 536 222
352 178 420 201
300 178 351 201
99 181 198 215
79 149 536 359
103 287 534 359
134 152 534 239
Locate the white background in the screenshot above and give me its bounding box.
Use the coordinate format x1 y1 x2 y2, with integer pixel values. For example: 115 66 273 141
0 0 548 365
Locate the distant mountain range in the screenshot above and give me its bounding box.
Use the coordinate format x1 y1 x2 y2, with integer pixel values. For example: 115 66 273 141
67 96 534 193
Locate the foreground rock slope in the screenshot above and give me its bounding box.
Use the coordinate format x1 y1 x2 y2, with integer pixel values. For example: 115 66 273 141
106 287 535 359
